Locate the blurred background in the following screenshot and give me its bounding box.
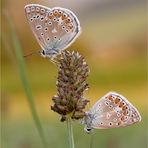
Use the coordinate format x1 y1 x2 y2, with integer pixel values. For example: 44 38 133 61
1 0 147 148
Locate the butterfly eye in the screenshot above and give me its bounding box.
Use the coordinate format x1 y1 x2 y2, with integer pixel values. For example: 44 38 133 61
41 50 45 55
86 128 91 132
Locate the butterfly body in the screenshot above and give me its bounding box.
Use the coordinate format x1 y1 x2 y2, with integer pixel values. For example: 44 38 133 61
24 4 81 59
82 92 141 133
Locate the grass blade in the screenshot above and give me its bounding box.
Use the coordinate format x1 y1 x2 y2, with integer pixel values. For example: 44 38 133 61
5 13 48 148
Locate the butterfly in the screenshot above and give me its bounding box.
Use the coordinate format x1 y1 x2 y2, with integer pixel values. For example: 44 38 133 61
24 4 81 59
81 92 141 133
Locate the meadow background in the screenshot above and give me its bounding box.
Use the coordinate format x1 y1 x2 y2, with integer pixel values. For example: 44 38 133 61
1 0 147 148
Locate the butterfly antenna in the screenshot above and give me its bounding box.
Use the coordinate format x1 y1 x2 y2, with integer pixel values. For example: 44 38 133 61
23 50 40 58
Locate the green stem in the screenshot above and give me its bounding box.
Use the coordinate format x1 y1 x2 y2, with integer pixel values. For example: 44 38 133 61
5 13 48 147
67 118 75 148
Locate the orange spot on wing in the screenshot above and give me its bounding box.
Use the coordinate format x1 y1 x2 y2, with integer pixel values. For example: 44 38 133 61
119 102 124 108
67 24 73 30
122 106 127 111
123 110 128 116
53 11 58 17
61 14 67 20
108 95 113 101
48 15 54 19
115 97 120 104
65 18 71 24
121 116 124 121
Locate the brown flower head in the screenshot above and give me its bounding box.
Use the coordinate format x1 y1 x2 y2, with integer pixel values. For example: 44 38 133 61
51 51 90 121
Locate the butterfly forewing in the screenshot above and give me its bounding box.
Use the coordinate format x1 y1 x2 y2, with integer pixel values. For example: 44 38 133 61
24 4 81 57
89 92 141 129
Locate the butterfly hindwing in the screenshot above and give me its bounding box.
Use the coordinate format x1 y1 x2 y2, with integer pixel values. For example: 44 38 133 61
88 92 141 129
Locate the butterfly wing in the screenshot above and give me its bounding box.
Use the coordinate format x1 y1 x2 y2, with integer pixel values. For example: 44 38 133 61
89 92 141 129
24 4 81 57
53 7 81 50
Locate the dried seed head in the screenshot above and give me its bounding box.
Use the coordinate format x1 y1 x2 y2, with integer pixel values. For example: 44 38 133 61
51 51 90 121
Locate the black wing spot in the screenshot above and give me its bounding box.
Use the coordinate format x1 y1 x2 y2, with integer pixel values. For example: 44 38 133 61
48 22 52 25
44 27 48 31
41 9 45 13
36 15 40 18
40 16 44 20
36 25 42 30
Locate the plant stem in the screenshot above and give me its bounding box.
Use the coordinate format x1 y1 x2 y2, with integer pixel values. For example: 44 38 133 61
5 13 48 148
67 117 75 148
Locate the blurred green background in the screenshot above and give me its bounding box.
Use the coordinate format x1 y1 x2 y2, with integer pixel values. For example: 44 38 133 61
1 0 147 148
